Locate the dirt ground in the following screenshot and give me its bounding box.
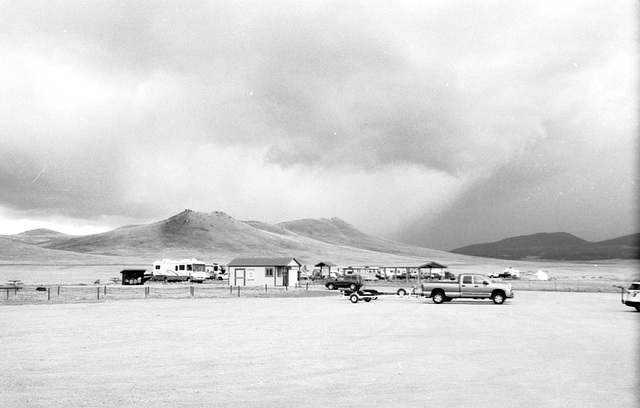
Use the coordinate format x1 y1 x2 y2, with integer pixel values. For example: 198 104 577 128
1 291 637 408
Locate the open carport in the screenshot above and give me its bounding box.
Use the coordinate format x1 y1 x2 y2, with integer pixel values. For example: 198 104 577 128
0 291 636 407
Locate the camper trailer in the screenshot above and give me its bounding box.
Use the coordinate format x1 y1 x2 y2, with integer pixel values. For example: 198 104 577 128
152 259 207 282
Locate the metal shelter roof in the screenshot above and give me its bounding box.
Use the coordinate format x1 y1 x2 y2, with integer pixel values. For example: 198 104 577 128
417 261 448 269
315 261 336 267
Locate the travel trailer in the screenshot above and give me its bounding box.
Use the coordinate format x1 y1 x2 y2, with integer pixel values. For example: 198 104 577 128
152 259 208 282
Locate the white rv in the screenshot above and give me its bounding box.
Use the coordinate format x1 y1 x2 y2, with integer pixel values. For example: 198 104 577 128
152 259 207 282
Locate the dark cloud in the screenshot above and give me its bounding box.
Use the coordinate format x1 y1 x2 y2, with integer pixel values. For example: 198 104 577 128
0 0 636 246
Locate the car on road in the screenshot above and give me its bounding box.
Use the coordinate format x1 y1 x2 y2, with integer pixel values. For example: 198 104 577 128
325 274 364 291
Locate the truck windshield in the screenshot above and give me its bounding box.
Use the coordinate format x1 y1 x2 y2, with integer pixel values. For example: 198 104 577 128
629 283 640 291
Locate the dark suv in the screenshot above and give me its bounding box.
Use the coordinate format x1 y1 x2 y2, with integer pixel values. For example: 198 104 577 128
325 274 364 291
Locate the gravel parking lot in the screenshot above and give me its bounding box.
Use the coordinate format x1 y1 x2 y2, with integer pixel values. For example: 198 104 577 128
1 291 637 407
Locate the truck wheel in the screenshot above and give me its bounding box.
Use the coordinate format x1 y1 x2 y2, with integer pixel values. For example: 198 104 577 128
327 283 335 290
635 306 640 312
364 297 372 302
349 283 357 290
432 291 445 304
492 292 505 304
350 294 359 304
397 288 407 296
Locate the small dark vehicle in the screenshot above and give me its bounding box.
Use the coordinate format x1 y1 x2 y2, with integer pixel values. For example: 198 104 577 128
325 274 364 291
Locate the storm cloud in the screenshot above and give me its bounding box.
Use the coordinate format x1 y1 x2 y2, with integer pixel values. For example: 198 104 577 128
0 0 636 249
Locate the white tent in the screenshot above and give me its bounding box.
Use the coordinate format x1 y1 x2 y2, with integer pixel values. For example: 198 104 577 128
536 269 550 280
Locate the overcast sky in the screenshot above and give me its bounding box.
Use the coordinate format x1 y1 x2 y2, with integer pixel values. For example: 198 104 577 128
0 0 637 250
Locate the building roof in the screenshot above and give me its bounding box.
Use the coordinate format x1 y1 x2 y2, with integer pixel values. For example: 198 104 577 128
228 257 301 267
315 261 336 267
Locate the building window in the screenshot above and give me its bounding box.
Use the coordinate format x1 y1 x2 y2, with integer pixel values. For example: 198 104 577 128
265 267 274 277
276 267 283 277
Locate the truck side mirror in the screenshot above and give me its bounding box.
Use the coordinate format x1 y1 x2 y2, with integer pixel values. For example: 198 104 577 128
483 281 489 285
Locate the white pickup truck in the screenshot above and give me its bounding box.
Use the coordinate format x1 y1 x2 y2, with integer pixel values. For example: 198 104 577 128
421 274 514 304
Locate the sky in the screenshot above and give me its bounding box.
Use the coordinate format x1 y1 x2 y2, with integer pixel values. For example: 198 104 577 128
0 0 637 250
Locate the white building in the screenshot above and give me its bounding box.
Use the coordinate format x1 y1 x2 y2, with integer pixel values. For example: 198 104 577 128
227 257 301 287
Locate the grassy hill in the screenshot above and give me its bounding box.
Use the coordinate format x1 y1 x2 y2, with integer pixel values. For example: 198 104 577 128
451 232 640 261
6 229 71 245
0 236 130 264
2 211 639 285
5 210 636 271
29 210 456 266
276 217 441 258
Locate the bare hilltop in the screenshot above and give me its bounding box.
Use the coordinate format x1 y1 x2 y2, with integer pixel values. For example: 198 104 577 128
0 210 459 267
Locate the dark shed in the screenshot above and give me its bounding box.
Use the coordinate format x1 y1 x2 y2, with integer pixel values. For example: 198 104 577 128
120 269 148 285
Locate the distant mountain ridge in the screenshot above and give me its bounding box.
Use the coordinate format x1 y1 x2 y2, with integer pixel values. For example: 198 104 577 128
1 210 456 266
3 211 636 265
451 232 640 261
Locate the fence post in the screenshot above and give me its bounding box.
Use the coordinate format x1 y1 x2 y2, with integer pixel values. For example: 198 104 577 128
190 286 194 298
265 284 267 293
48 287 50 301
97 287 100 300
6 289 8 299
230 285 233 294
104 286 107 296
237 286 240 297
58 286 60 295
306 282 308 291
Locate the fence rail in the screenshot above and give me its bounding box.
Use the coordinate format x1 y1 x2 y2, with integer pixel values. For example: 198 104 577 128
1 280 328 305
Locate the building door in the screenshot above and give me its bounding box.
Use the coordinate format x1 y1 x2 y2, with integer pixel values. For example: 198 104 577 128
235 268 245 286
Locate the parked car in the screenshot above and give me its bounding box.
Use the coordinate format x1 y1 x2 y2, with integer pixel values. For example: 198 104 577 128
489 267 520 279
325 274 364 291
216 271 229 280
618 282 640 311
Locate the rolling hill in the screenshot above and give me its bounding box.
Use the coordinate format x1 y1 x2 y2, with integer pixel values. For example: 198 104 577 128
21 210 457 266
5 210 635 269
451 232 640 261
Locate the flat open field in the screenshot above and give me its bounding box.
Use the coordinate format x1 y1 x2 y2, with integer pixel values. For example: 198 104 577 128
1 259 638 286
1 291 637 408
